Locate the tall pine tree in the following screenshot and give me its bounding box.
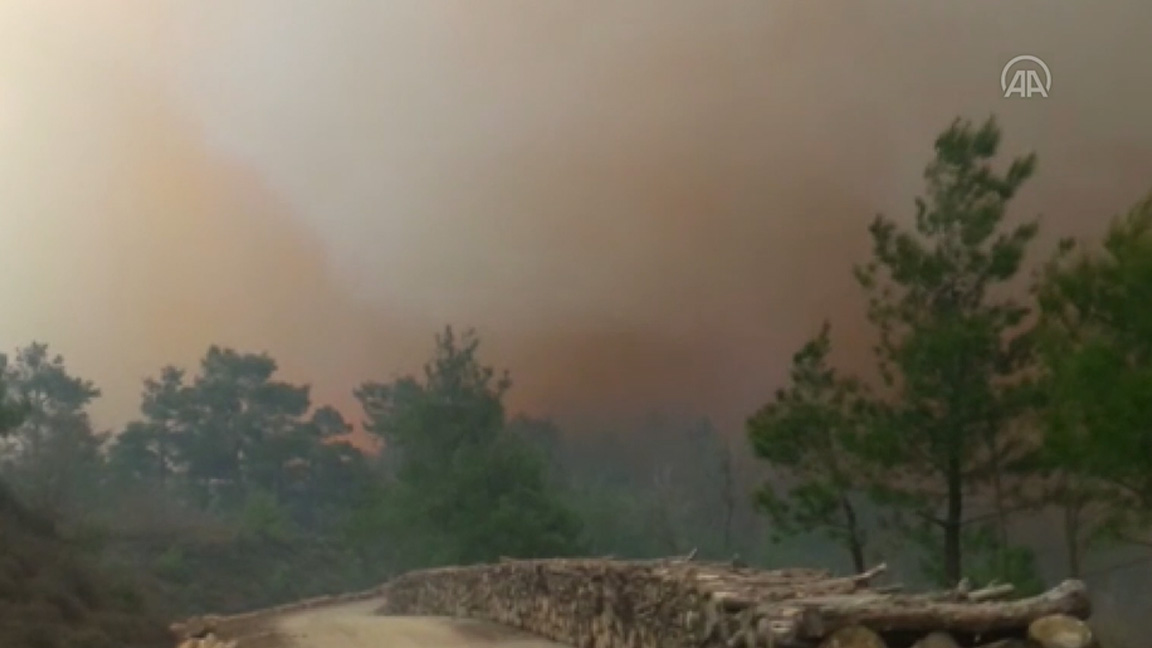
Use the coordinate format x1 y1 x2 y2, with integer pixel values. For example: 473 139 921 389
854 117 1040 584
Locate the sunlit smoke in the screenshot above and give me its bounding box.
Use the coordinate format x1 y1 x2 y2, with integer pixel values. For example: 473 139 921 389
0 1 1150 432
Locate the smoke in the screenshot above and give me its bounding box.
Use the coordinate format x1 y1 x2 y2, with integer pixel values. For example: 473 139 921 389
0 1 1150 431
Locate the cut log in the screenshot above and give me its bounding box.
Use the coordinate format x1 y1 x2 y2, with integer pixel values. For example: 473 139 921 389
912 632 962 648
852 563 888 585
766 580 1091 641
818 625 888 648
377 558 1093 648
1027 614 1094 648
974 641 1030 648
966 584 1015 603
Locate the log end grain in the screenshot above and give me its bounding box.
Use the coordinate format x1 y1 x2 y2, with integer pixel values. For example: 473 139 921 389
1027 614 1095 648
818 625 888 648
911 631 962 648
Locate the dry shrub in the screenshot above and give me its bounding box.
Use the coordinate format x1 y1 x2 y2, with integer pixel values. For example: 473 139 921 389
0 482 171 648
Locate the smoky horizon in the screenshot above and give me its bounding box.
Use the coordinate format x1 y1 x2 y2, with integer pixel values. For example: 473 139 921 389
0 1 1150 434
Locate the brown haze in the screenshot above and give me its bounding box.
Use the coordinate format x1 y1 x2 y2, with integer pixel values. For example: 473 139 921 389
0 1 1150 434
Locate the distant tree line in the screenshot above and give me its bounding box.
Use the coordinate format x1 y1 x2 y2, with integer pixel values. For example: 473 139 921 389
0 332 750 615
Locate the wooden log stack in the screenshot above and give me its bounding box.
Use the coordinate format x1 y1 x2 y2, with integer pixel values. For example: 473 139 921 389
378 558 1094 648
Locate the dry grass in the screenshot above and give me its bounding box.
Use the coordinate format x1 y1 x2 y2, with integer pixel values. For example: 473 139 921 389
0 482 172 648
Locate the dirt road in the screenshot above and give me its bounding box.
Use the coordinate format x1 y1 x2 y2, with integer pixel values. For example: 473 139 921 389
264 598 569 648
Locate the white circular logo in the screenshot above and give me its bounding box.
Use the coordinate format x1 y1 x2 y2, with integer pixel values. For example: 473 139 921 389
1001 55 1051 99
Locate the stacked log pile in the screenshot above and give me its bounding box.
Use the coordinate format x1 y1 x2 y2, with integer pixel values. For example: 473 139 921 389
379 557 1094 648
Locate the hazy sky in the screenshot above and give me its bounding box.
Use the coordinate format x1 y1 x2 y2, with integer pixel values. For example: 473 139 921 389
0 1 1150 432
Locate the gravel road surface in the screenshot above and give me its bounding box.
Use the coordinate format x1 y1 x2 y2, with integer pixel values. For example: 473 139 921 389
266 598 569 648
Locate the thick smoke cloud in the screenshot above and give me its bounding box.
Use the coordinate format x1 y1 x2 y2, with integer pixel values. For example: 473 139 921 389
0 1 1150 431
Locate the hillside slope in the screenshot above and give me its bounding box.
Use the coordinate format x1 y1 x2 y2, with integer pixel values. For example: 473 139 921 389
0 482 172 648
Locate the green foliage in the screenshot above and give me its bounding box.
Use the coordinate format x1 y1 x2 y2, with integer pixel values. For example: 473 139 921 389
961 529 1045 596
0 332 759 618
92 345 383 614
745 116 1068 587
153 546 190 583
546 414 742 562
237 490 295 545
901 518 1044 595
566 482 673 558
356 327 584 568
850 116 1041 584
747 322 872 572
1037 195 1152 535
0 344 105 519
0 365 27 437
106 346 356 521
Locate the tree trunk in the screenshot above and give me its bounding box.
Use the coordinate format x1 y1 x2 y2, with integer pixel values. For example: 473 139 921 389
985 433 1011 577
720 442 735 556
841 496 866 574
1064 504 1082 578
652 464 681 554
944 453 963 584
1060 480 1083 578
